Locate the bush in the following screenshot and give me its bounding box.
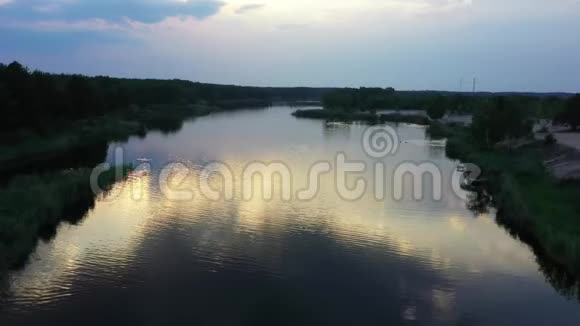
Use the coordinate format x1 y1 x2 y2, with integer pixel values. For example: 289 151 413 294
0 166 132 272
554 94 580 130
426 95 447 120
545 133 557 145
471 96 533 148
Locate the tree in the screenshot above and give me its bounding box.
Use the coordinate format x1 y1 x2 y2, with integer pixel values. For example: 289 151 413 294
3 61 29 101
0 84 9 114
322 87 397 112
555 94 580 130
322 89 357 112
471 96 533 147
426 95 447 120
67 75 98 116
450 94 467 113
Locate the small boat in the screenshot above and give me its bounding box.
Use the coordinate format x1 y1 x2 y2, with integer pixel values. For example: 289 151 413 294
457 164 467 172
136 158 152 163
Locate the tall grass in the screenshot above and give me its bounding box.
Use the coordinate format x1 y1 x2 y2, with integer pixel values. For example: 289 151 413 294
0 104 212 173
0 166 132 273
445 125 580 272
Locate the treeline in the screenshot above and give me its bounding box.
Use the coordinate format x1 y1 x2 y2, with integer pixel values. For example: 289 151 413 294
322 87 571 118
2 61 577 138
471 96 535 147
439 94 580 148
0 61 332 134
322 87 397 112
555 94 580 130
475 93 580 145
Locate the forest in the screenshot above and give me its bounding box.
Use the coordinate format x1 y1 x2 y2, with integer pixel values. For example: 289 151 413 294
3 61 576 140
0 61 332 136
3 60 579 161
321 87 572 119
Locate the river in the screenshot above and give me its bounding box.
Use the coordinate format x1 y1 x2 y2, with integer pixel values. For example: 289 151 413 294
1 106 579 325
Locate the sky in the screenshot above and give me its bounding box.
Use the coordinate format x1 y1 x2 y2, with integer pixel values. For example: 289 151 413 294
1 0 579 92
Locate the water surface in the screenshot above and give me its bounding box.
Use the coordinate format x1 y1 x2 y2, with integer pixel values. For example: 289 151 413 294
1 106 579 325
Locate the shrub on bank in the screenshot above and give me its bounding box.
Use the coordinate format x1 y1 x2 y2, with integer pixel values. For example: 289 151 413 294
0 166 131 273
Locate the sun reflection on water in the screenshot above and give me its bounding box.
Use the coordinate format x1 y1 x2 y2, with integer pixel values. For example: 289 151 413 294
2 107 576 324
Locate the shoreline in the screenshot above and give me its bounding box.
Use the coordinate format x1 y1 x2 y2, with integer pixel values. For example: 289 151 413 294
3 105 580 294
0 166 133 277
440 123 580 276
0 103 269 278
287 110 580 278
292 108 431 125
0 103 276 176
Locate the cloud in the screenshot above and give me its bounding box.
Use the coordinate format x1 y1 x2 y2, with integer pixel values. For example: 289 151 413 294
235 3 265 14
0 0 224 24
3 0 580 93
0 25 131 55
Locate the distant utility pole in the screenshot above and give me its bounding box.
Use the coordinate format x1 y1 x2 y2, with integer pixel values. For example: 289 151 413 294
472 77 477 93
459 78 464 92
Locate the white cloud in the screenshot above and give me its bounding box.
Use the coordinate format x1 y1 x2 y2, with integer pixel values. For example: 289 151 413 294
0 0 225 24
3 0 580 92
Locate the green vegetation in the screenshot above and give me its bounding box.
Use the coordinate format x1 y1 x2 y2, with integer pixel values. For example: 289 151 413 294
292 109 430 125
555 94 580 130
449 131 580 271
426 95 447 120
0 103 214 173
292 108 377 122
320 87 569 116
0 166 132 273
322 87 396 112
1 61 579 281
426 121 454 139
471 96 534 147
0 61 333 276
0 61 333 170
440 98 580 273
379 113 430 125
0 61 330 141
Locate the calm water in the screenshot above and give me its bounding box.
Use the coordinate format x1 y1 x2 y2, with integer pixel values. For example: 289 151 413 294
1 106 580 325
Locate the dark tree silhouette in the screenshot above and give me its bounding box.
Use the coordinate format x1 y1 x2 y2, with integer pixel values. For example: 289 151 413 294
556 94 580 130
426 95 447 120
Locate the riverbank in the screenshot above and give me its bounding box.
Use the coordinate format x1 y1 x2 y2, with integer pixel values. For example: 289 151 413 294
0 166 132 275
0 104 217 174
440 123 580 273
0 100 277 277
0 104 210 276
292 109 430 125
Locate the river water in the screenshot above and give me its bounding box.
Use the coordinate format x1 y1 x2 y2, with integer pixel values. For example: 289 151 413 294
1 106 579 325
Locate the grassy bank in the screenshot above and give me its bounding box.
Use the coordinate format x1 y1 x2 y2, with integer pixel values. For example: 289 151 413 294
0 102 272 275
0 104 215 174
441 123 580 273
292 109 430 125
0 166 132 274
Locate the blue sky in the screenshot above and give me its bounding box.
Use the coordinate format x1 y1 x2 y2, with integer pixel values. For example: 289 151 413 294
1 0 579 92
